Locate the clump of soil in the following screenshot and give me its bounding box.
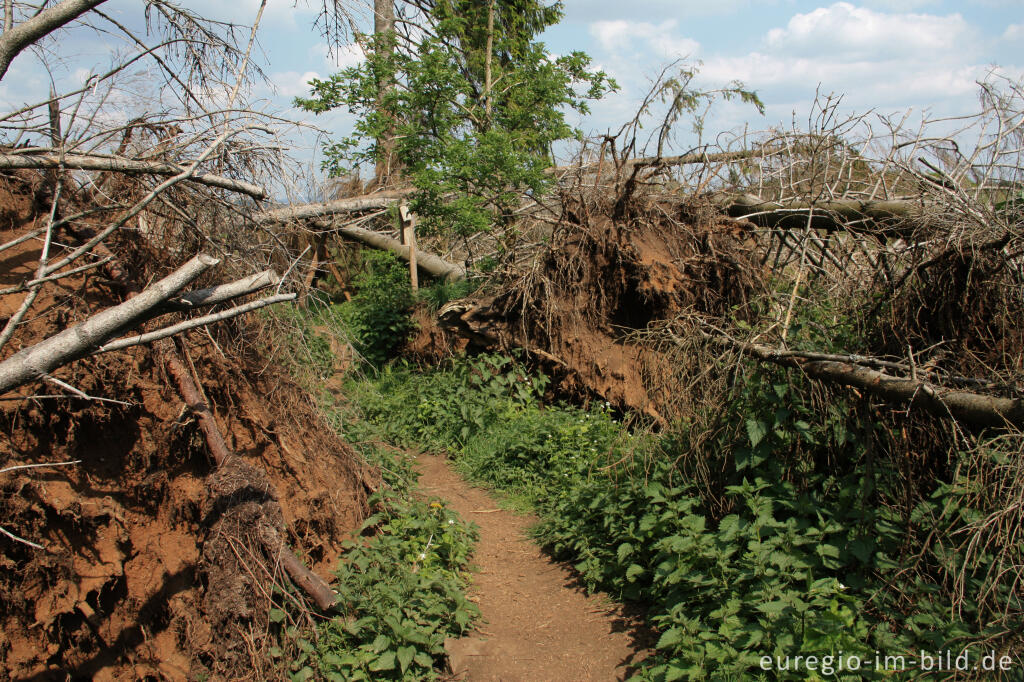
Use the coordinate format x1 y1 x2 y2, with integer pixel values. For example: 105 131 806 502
0 171 373 680
424 194 762 424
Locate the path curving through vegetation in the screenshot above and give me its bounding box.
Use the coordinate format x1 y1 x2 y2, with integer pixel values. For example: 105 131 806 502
413 452 651 681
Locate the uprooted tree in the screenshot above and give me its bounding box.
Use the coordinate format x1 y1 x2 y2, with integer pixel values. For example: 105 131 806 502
0 0 351 618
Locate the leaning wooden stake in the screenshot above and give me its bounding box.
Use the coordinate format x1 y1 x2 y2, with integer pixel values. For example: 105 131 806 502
399 203 419 291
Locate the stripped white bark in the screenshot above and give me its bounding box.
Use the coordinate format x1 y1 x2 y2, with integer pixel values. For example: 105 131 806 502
0 152 268 199
0 254 217 395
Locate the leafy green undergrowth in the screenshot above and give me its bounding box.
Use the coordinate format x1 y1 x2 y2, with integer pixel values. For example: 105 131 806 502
315 406 481 680
265 318 480 682
314 487 479 679
345 353 1021 681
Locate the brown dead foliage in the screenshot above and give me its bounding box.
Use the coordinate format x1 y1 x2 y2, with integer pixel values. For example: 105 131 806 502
0 172 373 680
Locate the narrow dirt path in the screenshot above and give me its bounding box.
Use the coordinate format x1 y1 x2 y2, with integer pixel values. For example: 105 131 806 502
413 452 651 681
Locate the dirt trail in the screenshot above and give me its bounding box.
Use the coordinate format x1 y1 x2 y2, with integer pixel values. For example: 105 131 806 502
413 452 651 681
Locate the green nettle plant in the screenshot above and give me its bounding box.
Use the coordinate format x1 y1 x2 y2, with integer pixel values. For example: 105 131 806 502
338 250 415 366
295 0 616 239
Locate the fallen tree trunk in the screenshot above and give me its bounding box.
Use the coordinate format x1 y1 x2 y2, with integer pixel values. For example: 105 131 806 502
330 222 466 281
0 258 294 395
256 189 412 224
549 148 764 175
0 0 109 81
0 152 267 199
0 254 216 395
688 330 1024 429
724 193 923 234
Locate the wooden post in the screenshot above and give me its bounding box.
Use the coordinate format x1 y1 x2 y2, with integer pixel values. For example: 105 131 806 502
399 203 418 291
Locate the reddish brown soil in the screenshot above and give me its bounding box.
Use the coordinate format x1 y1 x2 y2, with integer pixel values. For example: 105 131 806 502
414 453 651 681
422 199 762 425
0 171 374 680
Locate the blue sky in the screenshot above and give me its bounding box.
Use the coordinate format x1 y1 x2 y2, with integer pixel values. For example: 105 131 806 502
1 0 1022 172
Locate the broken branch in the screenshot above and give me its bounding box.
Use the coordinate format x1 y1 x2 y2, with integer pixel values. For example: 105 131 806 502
684 328 1024 429
0 152 268 199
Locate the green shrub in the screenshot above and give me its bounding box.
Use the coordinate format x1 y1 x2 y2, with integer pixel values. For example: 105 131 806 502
338 250 415 367
417 278 477 313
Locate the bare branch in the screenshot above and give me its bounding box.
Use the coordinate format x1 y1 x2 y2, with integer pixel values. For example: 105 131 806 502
0 0 109 81
96 292 298 355
0 460 81 476
0 152 268 199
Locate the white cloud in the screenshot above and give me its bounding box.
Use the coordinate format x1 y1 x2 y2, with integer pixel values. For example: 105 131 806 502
566 0 753 21
272 70 322 98
863 0 938 9
764 3 976 60
305 42 365 72
589 19 700 60
1004 24 1024 40
678 2 999 120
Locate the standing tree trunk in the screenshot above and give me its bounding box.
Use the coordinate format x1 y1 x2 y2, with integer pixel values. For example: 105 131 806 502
373 0 395 188
483 0 494 125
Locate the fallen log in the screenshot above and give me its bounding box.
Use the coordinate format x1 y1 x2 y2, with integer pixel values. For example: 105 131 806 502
0 258 294 395
0 254 216 395
686 330 1024 429
329 222 466 282
549 148 764 175
724 193 923 234
0 152 267 199
256 189 412 224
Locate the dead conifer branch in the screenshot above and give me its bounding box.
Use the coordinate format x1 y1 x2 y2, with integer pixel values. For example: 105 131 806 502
679 326 1024 429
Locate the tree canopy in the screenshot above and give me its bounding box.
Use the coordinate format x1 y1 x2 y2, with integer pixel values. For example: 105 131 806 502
296 0 616 239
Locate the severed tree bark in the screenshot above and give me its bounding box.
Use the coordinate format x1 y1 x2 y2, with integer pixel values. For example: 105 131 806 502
690 331 1024 429
0 153 267 199
0 0 109 80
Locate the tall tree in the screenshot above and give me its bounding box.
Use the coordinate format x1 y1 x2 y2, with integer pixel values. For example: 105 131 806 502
296 0 615 240
372 0 396 187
